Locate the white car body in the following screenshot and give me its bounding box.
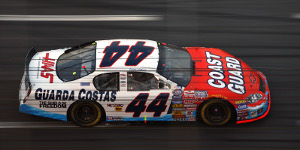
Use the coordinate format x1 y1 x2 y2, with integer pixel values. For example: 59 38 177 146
19 39 187 121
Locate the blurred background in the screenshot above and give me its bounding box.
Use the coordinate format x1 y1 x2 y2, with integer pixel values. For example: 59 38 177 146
0 0 300 149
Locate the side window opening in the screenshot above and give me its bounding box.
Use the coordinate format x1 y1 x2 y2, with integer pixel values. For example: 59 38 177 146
93 72 119 91
127 72 170 91
157 43 192 87
158 79 171 90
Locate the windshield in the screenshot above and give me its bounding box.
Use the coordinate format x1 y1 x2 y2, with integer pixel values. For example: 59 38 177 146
57 42 96 82
157 43 192 86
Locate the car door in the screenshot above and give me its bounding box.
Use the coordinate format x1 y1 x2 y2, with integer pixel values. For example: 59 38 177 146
117 71 174 121
92 72 120 119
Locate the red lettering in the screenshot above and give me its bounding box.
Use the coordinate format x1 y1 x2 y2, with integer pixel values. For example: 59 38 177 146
41 72 54 83
40 53 55 83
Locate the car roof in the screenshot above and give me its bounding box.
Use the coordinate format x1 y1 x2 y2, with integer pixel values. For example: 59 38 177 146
95 39 159 71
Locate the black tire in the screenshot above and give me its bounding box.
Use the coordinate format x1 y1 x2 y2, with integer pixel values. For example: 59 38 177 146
69 101 103 127
199 100 232 126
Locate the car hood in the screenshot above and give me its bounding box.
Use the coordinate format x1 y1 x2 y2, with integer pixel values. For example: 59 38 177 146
184 47 261 100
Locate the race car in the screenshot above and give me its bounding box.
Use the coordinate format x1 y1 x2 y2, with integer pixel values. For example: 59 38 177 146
19 39 270 127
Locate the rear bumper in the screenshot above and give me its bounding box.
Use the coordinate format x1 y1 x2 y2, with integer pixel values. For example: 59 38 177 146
237 71 271 124
19 104 67 121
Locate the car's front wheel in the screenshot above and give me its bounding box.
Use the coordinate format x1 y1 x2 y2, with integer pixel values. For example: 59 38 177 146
199 100 233 126
69 101 103 127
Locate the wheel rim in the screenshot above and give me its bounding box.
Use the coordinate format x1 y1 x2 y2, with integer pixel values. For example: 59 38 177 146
201 101 231 125
75 103 98 123
205 103 227 122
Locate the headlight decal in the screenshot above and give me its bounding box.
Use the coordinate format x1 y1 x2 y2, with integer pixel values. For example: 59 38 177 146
246 93 263 104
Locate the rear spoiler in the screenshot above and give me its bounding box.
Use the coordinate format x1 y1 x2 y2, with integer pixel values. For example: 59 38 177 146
24 47 37 90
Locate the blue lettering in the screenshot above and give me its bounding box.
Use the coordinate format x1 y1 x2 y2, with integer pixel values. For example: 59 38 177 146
56 90 62 100
92 91 98 100
62 90 69 100
99 91 105 101
78 89 86 100
35 88 42 100
104 91 110 101
49 90 55 100
110 91 116 102
69 91 74 100
43 90 49 99
86 91 92 100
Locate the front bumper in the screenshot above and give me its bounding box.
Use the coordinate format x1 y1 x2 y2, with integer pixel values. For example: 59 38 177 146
236 71 271 124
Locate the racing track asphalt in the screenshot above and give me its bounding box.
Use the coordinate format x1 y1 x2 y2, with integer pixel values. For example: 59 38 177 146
0 0 300 149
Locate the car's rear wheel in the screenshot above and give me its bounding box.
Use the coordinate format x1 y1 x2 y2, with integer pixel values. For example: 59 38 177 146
200 100 232 126
69 101 103 127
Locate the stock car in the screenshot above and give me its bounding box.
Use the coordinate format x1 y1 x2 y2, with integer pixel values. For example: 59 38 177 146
19 39 270 127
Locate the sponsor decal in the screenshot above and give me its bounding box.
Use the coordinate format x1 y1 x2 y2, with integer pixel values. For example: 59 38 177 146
107 117 113 120
108 105 123 111
113 116 123 121
106 116 123 121
120 77 127 80
236 100 247 110
187 118 196 121
35 88 116 102
237 116 246 121
183 100 198 104
173 118 187 121
171 100 183 104
172 95 182 100
238 109 249 113
39 101 66 108
186 107 197 111
183 91 195 98
206 51 245 94
78 89 116 101
251 111 257 117
195 91 208 99
40 53 55 83
237 104 247 110
35 88 75 100
172 89 183 96
238 112 248 117
209 94 228 99
120 84 126 87
172 111 184 115
107 104 124 107
172 108 185 111
184 104 197 108
235 100 247 105
115 107 122 111
173 115 186 118
120 74 126 76
186 111 193 116
172 104 183 108
258 108 263 114
120 81 126 83
80 82 90 86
